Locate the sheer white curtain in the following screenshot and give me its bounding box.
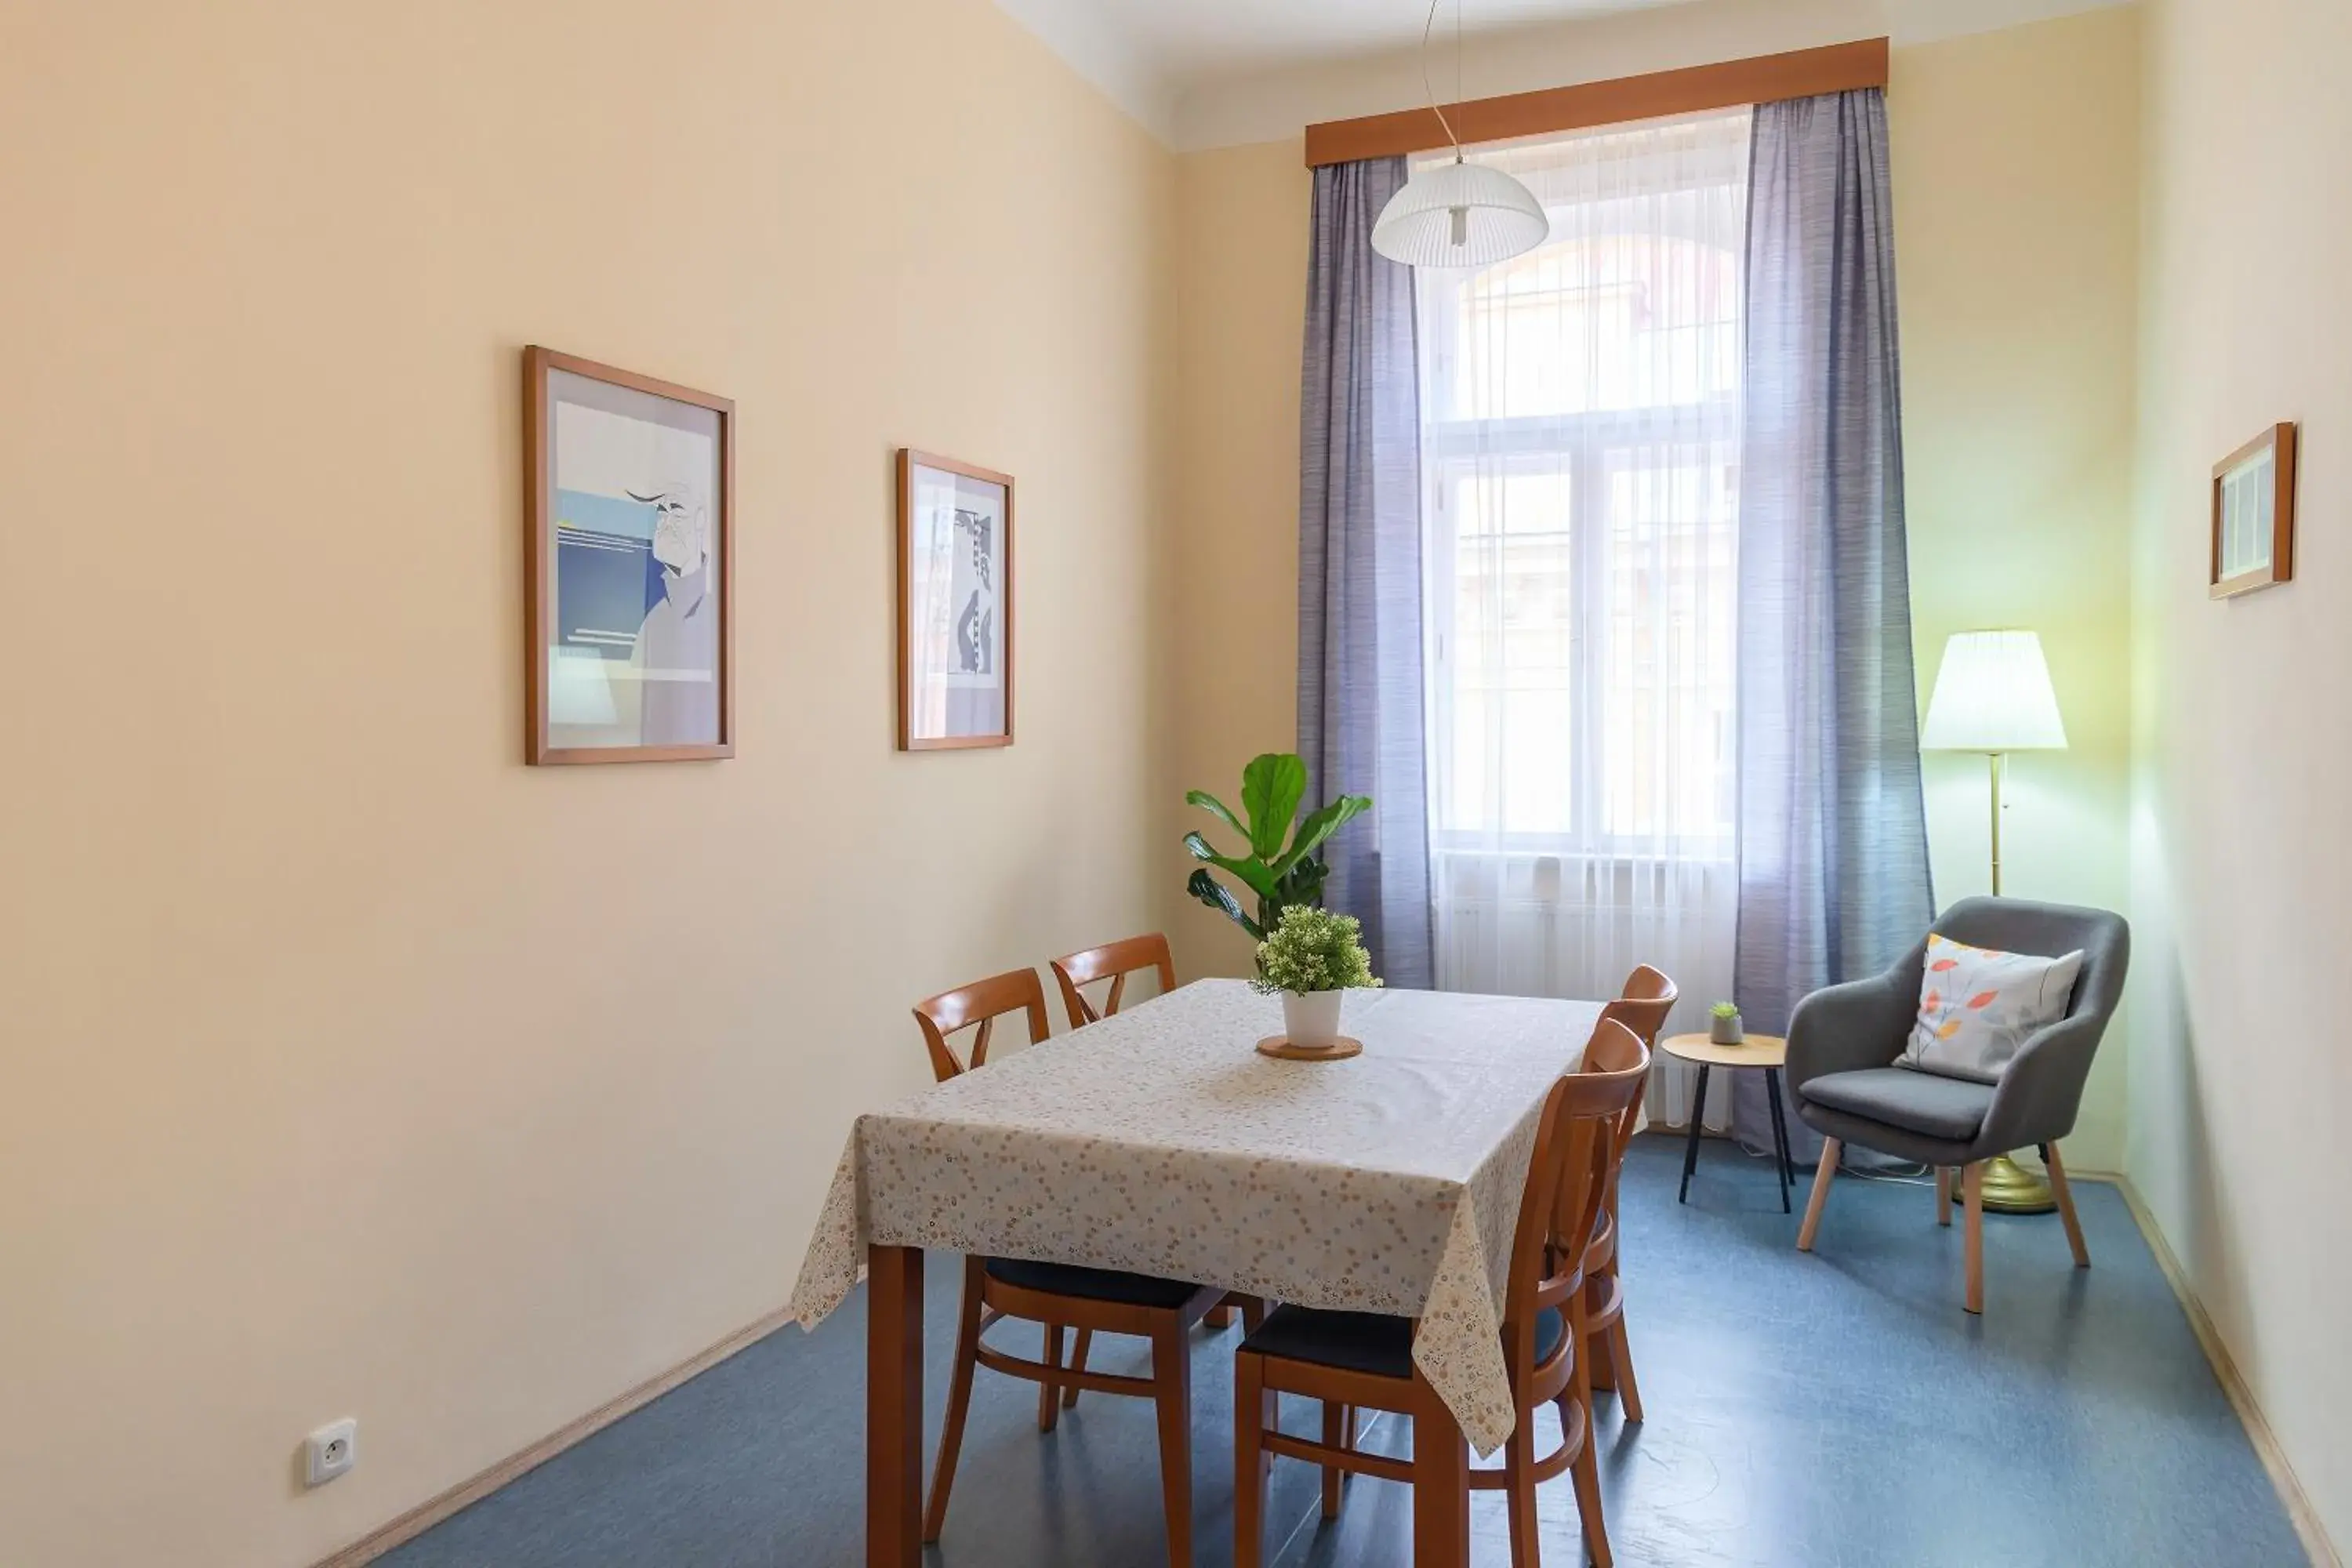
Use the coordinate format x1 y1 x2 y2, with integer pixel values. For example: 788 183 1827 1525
1417 111 1751 1130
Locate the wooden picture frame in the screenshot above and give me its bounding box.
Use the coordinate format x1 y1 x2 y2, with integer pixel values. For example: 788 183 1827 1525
2210 422 2297 600
896 449 1015 751
526 347 735 764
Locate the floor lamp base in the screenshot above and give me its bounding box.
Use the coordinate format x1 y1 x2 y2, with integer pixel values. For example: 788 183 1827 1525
1954 1152 2056 1215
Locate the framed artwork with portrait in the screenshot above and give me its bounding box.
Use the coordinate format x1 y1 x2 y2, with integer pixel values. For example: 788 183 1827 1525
2211 422 2298 601
525 347 734 764
897 449 1014 750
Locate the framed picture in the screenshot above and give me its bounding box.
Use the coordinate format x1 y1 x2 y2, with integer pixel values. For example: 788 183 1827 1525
897 449 1014 750
2211 422 2298 600
525 347 733 764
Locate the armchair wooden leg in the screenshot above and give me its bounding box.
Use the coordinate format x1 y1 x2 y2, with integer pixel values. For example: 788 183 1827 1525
1963 1161 1986 1315
1207 1305 1237 1329
2045 1142 2090 1268
1798 1138 1841 1251
1936 1166 1953 1225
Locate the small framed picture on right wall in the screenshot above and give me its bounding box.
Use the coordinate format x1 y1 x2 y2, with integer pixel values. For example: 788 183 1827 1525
2211 422 2299 599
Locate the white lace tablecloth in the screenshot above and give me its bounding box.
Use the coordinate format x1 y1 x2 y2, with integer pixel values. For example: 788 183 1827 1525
788 979 1604 1455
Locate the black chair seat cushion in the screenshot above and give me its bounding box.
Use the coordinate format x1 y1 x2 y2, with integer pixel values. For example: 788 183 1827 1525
983 1256 1200 1311
1241 1302 1565 1381
1800 1066 1994 1143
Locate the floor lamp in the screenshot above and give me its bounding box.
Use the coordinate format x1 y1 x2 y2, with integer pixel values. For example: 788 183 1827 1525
1921 629 2068 1214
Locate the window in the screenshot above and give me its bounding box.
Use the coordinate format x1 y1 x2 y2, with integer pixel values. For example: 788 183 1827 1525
1419 112 1749 860
1419 111 1750 1054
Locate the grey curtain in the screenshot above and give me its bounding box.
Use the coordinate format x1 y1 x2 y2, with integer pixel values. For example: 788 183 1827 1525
1298 157 1433 990
1733 89 1934 1157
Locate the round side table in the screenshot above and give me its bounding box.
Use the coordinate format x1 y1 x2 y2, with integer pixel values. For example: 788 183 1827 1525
1659 1033 1796 1214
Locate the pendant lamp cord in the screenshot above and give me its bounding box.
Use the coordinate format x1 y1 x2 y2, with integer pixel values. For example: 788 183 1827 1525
1420 0 1465 160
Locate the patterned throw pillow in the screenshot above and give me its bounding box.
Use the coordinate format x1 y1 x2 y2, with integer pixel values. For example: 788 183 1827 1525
1902 934 2085 1082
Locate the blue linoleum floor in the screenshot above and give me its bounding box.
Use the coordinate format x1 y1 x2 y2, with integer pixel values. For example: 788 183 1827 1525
383 1136 2307 1567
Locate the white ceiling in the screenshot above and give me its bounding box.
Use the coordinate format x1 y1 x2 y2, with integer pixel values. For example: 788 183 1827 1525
992 0 1703 139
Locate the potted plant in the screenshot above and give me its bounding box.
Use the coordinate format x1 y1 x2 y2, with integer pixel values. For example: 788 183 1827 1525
1710 1001 1744 1045
1184 753 1371 942
1252 906 1381 1049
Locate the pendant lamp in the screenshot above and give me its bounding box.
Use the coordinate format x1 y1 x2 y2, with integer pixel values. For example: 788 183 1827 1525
1370 0 1548 269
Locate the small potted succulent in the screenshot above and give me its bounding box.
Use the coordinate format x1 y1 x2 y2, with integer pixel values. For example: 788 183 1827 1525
1710 1000 1744 1046
1252 905 1382 1050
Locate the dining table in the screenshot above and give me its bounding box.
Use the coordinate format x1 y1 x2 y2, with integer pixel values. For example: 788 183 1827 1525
787 977 1609 1568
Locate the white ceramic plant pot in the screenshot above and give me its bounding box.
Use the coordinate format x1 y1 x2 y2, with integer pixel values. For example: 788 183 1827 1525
1282 989 1346 1050
1710 1011 1744 1046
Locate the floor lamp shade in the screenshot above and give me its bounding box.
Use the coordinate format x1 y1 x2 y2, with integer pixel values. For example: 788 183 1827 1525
1921 630 2067 753
1920 628 2067 1217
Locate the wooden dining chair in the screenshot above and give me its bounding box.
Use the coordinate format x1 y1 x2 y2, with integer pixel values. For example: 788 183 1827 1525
1232 1019 1652 1568
913 967 1225 1568
1577 964 1678 1424
1049 931 1177 1029
1049 932 1255 1334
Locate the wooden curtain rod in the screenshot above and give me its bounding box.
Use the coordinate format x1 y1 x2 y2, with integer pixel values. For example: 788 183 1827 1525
1303 38 1889 166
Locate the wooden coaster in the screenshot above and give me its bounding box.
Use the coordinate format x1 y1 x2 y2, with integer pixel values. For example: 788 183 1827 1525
1255 1034 1363 1062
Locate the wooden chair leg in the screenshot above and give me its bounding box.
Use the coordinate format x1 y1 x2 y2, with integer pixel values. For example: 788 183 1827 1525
923 1261 984 1544
1936 1166 1953 1225
2045 1142 2090 1268
1241 1295 1267 1335
1234 1352 1271 1568
1502 1397 1540 1568
1207 1305 1237 1329
1607 1316 1643 1424
1963 1161 1986 1315
1797 1137 1841 1251
1038 1323 1064 1432
1150 1322 1195 1568
1320 1401 1348 1519
1062 1329 1092 1410
1566 1298 1612 1568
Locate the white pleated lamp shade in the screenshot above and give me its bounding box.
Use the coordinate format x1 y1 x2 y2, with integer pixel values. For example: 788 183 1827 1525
1371 158 1549 268
1921 630 2068 752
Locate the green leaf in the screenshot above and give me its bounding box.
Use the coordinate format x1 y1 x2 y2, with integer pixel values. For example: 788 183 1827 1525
1187 869 1265 942
1184 789 1249 844
1269 794 1372 880
1240 753 1308 861
1182 832 1279 901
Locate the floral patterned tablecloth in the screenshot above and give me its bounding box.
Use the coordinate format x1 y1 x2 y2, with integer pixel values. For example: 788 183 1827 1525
788 978 1604 1456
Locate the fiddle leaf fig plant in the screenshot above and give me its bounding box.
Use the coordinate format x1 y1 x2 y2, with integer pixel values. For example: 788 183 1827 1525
1184 752 1372 942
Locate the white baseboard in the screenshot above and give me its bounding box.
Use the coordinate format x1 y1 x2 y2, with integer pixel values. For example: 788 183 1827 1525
2098 1174 2341 1568
311 1304 796 1568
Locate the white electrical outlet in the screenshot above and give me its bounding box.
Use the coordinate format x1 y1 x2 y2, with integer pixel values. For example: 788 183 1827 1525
305 1418 358 1486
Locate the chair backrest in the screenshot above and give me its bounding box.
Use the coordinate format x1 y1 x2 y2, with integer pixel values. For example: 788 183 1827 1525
1928 898 2129 1032
1502 1019 1650 1374
1914 898 2131 1136
1583 998 1658 1169
1611 964 1679 1047
913 967 1051 1083
1048 933 1176 1030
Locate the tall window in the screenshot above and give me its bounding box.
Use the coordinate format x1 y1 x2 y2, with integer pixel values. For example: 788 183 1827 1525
1419 110 1749 1075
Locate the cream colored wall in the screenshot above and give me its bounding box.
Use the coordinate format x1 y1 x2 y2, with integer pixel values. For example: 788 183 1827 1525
1167 10 2148 1178
0 2 1172 1564
1167 140 1313 981
2132 0 2351 1552
1898 8 2143 1172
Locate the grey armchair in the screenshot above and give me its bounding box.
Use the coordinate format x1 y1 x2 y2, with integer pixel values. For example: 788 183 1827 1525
1785 897 2129 1314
